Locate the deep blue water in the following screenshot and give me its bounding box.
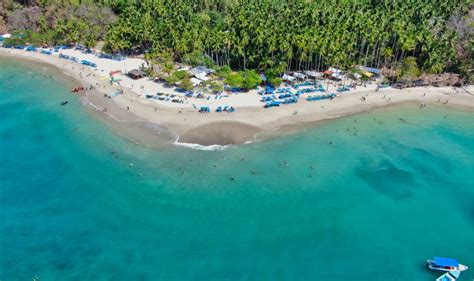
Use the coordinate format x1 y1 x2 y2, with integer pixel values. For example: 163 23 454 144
1 57 474 280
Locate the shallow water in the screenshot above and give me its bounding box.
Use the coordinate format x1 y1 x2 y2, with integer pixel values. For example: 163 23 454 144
1 58 474 280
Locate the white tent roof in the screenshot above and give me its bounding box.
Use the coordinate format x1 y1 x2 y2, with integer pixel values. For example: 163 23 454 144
331 73 344 80
282 74 296 81
329 67 343 74
1 33 11 39
353 73 362 79
304 71 322 78
195 73 209 81
190 77 203 86
293 72 308 79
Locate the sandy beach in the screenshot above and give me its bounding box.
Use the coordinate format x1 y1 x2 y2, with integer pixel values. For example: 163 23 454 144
1 47 473 147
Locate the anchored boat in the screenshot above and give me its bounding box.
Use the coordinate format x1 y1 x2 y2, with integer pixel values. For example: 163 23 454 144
427 257 468 272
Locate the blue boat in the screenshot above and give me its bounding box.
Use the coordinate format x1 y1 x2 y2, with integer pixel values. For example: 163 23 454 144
110 90 123 98
427 257 468 272
199 106 210 113
80 60 97 67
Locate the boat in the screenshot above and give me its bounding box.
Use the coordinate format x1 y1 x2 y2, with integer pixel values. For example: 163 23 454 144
436 271 461 281
60 101 68 106
427 257 469 272
109 89 123 98
71 87 84 93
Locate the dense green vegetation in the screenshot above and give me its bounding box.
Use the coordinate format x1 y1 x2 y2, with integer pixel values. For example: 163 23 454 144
104 0 472 75
1 0 473 85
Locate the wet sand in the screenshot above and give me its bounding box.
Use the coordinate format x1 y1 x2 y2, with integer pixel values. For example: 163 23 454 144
178 121 262 146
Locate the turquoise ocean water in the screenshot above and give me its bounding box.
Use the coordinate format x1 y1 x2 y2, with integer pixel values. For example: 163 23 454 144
1 57 474 280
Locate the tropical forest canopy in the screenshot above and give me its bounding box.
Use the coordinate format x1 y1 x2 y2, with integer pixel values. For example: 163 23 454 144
1 0 473 81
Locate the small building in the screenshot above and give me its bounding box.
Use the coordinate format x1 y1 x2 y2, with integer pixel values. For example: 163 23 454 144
127 69 145 80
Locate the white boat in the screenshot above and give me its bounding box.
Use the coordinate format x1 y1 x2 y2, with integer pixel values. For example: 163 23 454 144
427 257 469 272
436 271 460 281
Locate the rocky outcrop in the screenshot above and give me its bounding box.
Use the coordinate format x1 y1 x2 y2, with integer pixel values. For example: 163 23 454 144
419 73 464 87
393 73 465 89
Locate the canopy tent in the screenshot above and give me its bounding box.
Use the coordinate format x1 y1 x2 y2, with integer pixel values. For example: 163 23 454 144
282 74 296 82
328 67 343 74
293 72 308 80
1 33 11 39
304 71 322 79
195 72 209 81
361 71 374 77
331 73 344 80
434 257 459 267
323 70 333 76
191 77 203 86
352 73 362 80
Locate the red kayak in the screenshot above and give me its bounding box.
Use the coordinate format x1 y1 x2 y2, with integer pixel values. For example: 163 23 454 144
71 87 84 93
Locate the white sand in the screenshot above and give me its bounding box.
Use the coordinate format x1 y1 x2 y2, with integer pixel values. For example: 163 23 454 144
2 47 473 145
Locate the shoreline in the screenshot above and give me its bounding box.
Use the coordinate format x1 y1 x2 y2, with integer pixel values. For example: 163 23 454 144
1 48 474 147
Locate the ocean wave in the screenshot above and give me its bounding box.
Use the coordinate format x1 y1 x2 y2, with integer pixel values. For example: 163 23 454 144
173 140 230 151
